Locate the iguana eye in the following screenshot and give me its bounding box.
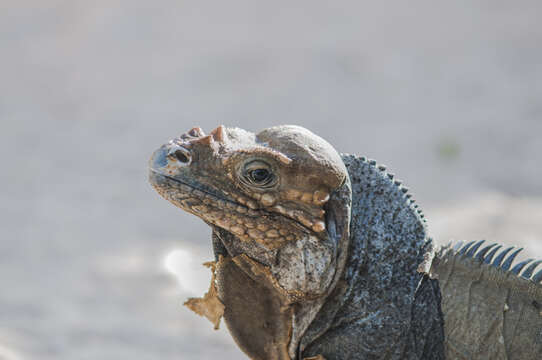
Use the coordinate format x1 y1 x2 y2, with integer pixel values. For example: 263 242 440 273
242 160 276 187
249 168 270 183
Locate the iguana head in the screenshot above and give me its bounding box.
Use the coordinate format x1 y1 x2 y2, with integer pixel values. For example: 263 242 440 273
149 125 348 250
149 125 353 360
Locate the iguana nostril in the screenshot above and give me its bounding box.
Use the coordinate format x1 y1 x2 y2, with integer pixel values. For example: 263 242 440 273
166 144 192 165
174 149 191 164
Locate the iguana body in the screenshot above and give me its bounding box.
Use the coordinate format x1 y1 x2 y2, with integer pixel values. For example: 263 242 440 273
148 125 542 359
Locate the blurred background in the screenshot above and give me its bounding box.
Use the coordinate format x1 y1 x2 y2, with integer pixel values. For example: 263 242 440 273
1 1 541 359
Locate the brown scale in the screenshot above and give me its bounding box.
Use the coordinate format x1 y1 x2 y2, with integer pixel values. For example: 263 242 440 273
153 179 306 250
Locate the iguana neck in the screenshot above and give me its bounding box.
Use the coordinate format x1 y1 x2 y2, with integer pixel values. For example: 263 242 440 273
300 154 442 359
212 177 352 359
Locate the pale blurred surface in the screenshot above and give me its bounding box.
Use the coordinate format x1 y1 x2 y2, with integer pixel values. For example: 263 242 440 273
1 1 541 359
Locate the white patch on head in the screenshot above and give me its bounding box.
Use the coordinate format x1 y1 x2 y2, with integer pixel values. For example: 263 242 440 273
226 127 257 149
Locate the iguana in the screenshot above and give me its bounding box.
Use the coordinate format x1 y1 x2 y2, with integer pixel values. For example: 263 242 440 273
148 125 542 360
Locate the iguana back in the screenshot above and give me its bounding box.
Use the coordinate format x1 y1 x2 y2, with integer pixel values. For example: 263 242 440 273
431 242 542 359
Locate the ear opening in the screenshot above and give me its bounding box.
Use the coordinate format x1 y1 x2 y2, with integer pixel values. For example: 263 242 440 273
324 177 352 261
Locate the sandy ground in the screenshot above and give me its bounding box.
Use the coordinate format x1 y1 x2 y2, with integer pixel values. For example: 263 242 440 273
1 1 541 359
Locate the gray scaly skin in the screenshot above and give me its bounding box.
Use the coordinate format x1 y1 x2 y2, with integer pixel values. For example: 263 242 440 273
430 241 542 359
148 125 542 360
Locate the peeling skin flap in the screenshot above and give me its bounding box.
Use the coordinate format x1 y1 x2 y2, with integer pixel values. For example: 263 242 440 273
184 261 225 330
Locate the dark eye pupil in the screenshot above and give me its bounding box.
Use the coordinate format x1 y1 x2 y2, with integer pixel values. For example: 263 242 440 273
250 169 269 182
174 150 190 163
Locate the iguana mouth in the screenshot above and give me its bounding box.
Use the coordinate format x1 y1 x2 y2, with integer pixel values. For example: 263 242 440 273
149 168 309 250
149 168 239 207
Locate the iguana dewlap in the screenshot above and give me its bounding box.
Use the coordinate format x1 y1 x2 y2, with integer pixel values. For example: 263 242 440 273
149 125 542 360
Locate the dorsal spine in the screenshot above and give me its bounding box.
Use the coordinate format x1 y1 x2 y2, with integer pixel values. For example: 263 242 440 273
362 157 427 224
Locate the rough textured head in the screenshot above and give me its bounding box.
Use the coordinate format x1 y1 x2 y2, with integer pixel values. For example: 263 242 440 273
149 125 347 250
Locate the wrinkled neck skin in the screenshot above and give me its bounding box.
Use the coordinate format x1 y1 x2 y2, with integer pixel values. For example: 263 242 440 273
213 175 351 358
